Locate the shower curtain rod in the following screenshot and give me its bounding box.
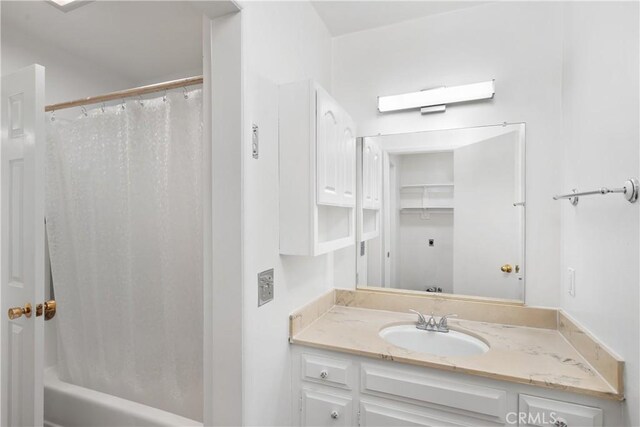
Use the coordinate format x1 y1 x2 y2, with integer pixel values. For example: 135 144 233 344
44 75 203 112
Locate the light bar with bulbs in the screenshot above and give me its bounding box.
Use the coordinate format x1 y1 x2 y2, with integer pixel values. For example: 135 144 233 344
48 0 92 12
377 80 495 114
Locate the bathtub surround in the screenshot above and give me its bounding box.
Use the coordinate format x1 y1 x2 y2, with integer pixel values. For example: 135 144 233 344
45 90 204 421
289 289 624 400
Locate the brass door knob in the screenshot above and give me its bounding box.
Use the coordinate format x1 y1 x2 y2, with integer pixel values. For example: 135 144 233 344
36 300 56 320
8 303 32 320
501 264 513 273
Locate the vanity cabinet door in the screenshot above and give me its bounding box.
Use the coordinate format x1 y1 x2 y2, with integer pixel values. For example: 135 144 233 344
518 395 603 427
301 389 353 427
316 87 342 207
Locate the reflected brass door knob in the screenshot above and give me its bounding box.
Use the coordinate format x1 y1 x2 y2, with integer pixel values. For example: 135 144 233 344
8 303 32 320
36 300 56 320
501 264 513 273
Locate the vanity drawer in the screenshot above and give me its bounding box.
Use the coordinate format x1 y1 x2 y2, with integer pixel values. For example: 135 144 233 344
302 353 354 389
360 364 507 422
518 395 603 427
301 388 353 426
360 399 504 426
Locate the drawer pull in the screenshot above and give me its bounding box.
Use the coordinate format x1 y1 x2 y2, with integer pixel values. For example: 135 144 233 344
554 419 568 427
320 369 329 379
330 411 339 420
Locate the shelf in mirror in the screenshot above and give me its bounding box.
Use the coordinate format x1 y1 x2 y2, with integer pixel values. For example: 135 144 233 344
400 183 454 190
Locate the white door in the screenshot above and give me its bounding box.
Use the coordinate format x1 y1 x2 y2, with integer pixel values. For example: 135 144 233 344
1 64 46 427
452 131 523 300
316 87 341 206
383 153 396 287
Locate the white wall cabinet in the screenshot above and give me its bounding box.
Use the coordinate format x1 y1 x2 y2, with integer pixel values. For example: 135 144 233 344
280 80 356 256
292 347 620 427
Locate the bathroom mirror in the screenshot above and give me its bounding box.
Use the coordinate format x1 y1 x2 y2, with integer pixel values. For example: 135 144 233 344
356 123 525 302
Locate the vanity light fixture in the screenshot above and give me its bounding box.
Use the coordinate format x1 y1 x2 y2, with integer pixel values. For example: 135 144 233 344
377 80 495 114
48 0 92 12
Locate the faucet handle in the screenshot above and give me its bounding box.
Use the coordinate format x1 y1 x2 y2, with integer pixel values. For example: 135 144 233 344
437 314 458 331
409 309 427 325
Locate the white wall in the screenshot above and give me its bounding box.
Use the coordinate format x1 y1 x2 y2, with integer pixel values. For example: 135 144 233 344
397 153 454 292
1 23 135 118
331 1 564 307
240 2 345 425
560 2 639 425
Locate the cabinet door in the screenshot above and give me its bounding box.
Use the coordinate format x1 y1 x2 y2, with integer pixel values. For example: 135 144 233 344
316 87 341 206
518 395 602 427
362 139 381 210
302 389 353 427
339 114 356 207
372 142 382 209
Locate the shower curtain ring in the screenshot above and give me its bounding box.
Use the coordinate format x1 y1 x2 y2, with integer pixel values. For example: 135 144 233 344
138 95 144 107
50 110 56 122
183 87 189 99
81 106 88 117
163 91 167 102
121 99 126 110
101 103 106 113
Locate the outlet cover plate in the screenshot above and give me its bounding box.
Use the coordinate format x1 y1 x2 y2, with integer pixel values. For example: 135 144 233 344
258 268 274 306
568 267 576 297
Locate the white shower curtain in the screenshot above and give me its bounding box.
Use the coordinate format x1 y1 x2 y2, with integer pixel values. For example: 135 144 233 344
45 89 203 421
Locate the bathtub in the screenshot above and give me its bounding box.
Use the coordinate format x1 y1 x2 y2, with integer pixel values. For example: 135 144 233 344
44 368 202 427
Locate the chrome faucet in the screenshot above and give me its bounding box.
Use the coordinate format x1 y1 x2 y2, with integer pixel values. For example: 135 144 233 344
409 310 457 333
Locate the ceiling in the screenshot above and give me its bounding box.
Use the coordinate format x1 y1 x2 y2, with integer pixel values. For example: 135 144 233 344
311 1 490 37
1 1 237 84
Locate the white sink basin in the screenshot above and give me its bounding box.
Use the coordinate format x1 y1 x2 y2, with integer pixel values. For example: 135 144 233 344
379 325 489 357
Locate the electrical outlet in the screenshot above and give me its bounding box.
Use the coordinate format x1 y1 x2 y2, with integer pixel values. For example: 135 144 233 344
567 268 576 297
258 269 274 306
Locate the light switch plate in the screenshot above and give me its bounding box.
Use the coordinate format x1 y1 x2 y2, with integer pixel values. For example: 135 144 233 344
258 268 274 306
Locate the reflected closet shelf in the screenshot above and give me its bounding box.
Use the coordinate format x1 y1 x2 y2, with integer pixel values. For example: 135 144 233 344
400 183 454 190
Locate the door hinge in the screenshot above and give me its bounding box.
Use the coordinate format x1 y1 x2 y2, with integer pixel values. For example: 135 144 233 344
357 410 361 426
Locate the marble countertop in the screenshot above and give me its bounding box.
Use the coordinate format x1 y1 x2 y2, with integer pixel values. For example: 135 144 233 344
291 305 623 400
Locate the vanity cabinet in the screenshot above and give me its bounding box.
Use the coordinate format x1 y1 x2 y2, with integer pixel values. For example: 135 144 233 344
292 347 619 427
279 80 356 256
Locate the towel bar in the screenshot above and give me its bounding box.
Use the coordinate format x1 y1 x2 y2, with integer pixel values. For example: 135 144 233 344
553 178 638 205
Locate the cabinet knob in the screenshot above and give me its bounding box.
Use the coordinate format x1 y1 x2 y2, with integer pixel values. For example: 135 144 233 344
330 411 339 420
320 370 328 379
554 419 568 427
